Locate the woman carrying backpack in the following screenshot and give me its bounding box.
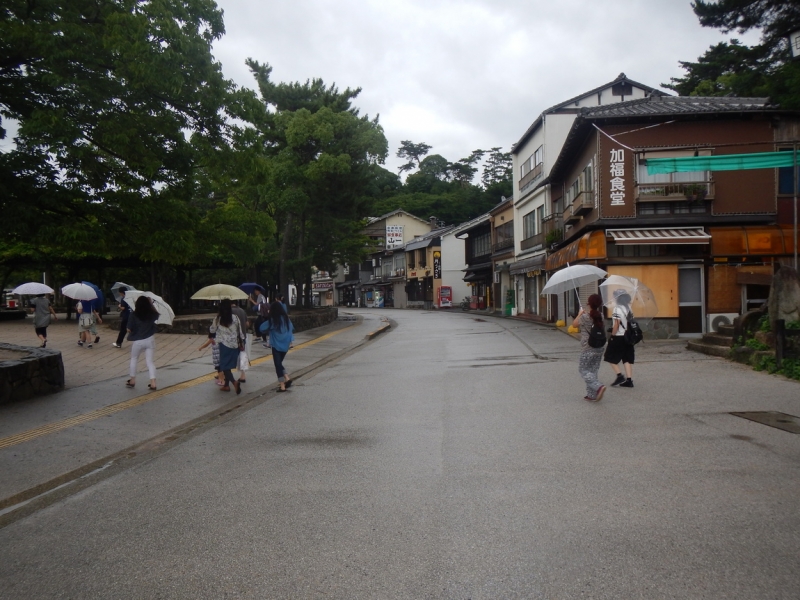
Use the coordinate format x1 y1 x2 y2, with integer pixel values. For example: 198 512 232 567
573 293 607 402
604 289 635 388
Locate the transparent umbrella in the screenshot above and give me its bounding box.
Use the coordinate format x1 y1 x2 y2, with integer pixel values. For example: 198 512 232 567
599 275 658 324
111 282 137 302
124 290 175 325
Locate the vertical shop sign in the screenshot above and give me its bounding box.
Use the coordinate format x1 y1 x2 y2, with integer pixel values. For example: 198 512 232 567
609 149 625 206
433 251 442 279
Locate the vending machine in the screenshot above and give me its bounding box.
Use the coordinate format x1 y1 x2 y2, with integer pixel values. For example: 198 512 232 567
438 286 452 308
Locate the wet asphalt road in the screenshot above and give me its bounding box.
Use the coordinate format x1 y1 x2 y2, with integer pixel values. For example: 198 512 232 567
1 309 799 599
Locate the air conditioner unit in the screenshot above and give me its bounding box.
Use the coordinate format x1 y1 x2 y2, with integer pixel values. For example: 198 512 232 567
707 313 738 332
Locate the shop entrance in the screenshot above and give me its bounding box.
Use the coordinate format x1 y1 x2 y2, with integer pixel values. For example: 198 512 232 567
678 265 704 335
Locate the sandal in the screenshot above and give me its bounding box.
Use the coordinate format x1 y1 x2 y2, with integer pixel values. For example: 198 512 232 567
284 379 293 389
126 380 135 388
276 387 286 393
148 384 157 390
235 381 242 395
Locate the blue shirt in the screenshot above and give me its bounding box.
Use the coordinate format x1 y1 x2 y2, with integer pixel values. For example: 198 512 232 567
259 318 294 352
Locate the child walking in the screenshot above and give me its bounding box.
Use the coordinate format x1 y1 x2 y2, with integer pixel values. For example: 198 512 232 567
198 328 223 386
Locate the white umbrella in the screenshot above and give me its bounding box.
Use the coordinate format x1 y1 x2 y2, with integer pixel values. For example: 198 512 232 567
111 282 137 302
540 264 608 303
600 275 658 324
191 283 248 301
61 282 98 301
124 290 175 325
12 282 54 295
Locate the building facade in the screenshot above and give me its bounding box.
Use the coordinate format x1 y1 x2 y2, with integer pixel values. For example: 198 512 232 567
544 95 798 336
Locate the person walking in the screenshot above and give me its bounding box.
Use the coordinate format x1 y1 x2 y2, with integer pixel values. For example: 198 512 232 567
210 300 242 394
248 288 266 314
76 300 102 348
604 289 635 388
259 300 294 392
125 296 160 390
112 287 131 348
28 293 57 347
231 301 249 384
198 327 223 386
572 293 607 402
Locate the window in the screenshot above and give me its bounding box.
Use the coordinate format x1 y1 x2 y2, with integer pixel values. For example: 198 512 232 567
395 255 405 273
537 206 545 232
638 201 708 216
565 162 593 204
523 210 537 239
472 233 490 257
637 151 710 199
520 145 544 180
408 251 416 269
418 249 427 268
778 148 800 194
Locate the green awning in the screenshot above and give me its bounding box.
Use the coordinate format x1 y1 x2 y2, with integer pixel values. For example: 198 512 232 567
646 151 799 175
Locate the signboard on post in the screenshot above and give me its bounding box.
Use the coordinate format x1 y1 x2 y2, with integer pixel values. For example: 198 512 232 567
386 225 404 249
433 251 441 279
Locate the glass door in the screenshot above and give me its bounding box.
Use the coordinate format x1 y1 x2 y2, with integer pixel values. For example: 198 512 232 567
678 266 704 335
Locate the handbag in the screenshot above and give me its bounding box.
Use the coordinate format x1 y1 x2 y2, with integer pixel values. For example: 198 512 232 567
237 349 250 371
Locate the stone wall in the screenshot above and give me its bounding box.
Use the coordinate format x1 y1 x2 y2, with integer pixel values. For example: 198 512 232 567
0 344 65 404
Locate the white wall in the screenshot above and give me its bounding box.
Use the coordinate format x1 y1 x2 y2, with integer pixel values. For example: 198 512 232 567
440 232 471 303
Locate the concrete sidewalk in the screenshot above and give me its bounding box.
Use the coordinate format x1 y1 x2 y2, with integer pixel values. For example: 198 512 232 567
0 310 391 519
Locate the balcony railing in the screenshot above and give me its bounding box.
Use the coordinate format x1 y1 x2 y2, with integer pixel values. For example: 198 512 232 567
563 204 580 225
637 181 714 201
520 232 546 251
492 237 514 253
542 213 563 236
518 162 543 192
572 190 595 215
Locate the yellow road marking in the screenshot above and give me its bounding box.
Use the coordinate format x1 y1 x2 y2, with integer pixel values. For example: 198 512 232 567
0 324 357 450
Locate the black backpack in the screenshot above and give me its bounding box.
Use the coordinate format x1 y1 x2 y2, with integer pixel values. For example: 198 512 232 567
587 321 607 348
621 310 643 345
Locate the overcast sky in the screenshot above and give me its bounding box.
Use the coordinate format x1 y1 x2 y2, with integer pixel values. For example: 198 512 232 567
212 0 761 175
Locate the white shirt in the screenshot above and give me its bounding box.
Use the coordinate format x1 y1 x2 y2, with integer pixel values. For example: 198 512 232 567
612 306 629 336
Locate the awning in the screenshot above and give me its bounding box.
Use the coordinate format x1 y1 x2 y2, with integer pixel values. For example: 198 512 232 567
336 281 358 289
461 261 492 273
510 254 545 276
464 271 491 283
646 151 799 175
607 227 711 245
406 238 435 251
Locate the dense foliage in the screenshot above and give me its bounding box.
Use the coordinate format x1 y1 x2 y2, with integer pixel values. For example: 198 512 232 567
665 0 800 108
0 1 512 304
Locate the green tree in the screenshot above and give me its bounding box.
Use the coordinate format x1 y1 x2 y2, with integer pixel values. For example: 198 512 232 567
665 1 800 108
396 140 432 174
0 0 233 271
245 60 389 302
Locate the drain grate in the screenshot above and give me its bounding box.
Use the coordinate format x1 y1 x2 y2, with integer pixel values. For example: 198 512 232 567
730 411 800 434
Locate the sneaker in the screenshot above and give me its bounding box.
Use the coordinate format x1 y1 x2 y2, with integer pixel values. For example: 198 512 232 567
583 395 594 402
87 343 93 348
595 385 606 401
77 341 83 346
262 342 271 348
112 343 121 348
620 379 634 388
94 336 100 344
610 373 625 387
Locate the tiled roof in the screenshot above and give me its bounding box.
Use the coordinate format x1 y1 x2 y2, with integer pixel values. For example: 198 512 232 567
578 95 771 119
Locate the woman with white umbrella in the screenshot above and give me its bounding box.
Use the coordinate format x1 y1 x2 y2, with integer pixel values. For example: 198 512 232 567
125 295 160 391
572 293 607 402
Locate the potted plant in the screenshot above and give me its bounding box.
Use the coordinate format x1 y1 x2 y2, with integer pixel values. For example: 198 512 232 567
545 228 563 248
684 184 707 202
